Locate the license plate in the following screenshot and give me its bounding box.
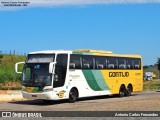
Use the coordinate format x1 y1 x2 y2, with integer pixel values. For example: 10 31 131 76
32 95 37 97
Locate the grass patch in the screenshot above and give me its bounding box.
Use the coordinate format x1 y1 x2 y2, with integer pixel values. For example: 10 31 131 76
0 54 25 87
143 80 160 90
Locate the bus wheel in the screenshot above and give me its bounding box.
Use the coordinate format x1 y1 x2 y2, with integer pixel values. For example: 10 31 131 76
127 85 132 96
119 85 126 97
68 88 78 103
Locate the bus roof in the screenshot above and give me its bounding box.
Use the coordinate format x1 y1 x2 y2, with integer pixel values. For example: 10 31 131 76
73 49 141 58
73 49 113 54
29 50 72 54
28 49 141 58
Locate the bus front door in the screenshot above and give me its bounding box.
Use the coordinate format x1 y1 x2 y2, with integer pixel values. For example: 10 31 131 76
53 54 68 88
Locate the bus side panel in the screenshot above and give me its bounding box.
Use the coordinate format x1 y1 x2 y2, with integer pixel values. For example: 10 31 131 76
66 69 143 98
101 70 143 94
82 70 112 96
66 70 112 98
133 70 143 92
67 70 94 97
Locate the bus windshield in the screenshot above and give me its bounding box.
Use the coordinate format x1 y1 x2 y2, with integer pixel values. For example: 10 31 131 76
22 63 52 87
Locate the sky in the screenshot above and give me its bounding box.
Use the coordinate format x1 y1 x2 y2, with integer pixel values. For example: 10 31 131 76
0 0 160 65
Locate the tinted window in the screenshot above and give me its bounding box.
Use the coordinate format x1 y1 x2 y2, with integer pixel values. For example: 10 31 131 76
107 57 118 69
70 55 82 69
118 58 126 69
54 54 68 88
126 58 134 69
70 54 141 70
24 67 31 81
82 56 93 69
95 57 107 69
134 58 141 69
27 54 54 63
56 54 68 68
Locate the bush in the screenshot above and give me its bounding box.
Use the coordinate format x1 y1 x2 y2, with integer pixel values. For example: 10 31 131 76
143 80 160 90
0 54 25 87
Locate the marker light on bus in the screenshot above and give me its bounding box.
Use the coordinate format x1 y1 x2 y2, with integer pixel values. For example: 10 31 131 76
43 88 53 92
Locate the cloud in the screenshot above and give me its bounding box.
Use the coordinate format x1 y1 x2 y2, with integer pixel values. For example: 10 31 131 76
0 0 160 10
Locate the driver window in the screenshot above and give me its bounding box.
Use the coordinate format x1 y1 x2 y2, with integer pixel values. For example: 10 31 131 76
25 67 31 80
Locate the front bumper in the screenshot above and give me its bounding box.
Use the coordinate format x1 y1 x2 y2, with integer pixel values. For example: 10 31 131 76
22 91 59 100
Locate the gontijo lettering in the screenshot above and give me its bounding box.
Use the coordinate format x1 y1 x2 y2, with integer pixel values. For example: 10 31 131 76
109 72 129 77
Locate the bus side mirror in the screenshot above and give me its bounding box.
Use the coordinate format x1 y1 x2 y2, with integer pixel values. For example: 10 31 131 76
15 62 25 74
49 62 57 74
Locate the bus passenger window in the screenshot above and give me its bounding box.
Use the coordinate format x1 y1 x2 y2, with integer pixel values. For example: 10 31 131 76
127 65 131 69
126 58 133 69
107 57 118 69
108 64 114 69
95 57 107 69
118 58 126 69
135 65 140 69
83 64 90 69
82 56 93 69
134 59 141 69
119 64 126 69
70 55 81 69
97 64 104 69
69 63 75 69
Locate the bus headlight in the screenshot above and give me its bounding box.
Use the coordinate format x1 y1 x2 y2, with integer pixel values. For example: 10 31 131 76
43 88 53 92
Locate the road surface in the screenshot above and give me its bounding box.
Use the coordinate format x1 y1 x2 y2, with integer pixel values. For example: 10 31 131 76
0 90 160 111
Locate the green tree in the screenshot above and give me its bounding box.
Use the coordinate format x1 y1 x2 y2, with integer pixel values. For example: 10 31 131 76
157 58 160 71
0 51 3 64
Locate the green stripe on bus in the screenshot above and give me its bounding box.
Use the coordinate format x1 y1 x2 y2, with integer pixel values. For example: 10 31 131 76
82 70 102 91
92 70 111 90
34 87 44 92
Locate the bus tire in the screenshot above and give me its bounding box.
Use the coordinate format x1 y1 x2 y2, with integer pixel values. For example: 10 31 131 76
68 88 78 103
127 84 132 96
119 85 126 97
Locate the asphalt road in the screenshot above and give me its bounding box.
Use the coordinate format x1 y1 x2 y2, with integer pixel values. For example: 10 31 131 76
0 90 160 111
0 91 160 120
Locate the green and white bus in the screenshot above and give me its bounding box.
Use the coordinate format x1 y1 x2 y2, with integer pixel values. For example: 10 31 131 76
15 49 143 102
